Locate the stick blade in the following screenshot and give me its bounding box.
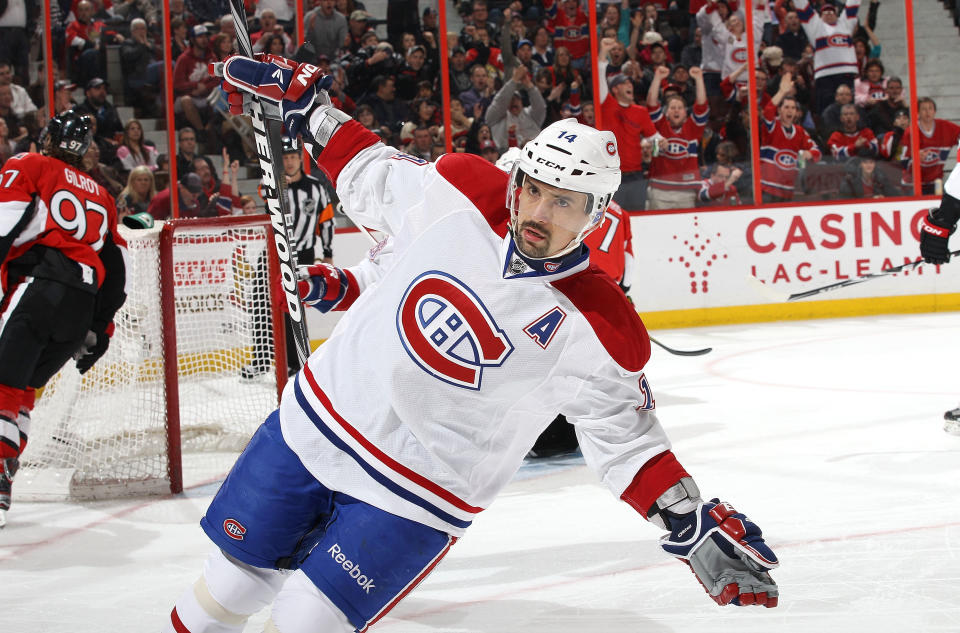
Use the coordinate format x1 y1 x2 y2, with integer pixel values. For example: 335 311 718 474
745 274 789 302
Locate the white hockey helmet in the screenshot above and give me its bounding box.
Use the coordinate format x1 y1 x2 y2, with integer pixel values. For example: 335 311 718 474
507 118 621 258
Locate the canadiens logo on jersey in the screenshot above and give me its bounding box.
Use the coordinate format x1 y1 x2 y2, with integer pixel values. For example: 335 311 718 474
397 271 513 390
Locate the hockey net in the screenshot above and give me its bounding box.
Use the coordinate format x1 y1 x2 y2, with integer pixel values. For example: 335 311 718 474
18 216 288 500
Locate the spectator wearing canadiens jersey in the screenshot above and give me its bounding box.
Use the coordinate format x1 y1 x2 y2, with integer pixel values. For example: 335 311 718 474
646 65 710 210
598 38 663 212
827 104 877 160
543 0 591 71
793 0 861 115
760 72 821 202
898 97 960 195
696 0 737 97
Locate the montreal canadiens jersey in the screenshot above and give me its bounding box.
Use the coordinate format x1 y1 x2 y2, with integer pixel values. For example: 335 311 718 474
280 120 681 536
0 151 123 289
795 0 860 79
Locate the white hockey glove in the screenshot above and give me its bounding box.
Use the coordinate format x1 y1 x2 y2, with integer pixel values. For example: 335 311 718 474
660 498 779 607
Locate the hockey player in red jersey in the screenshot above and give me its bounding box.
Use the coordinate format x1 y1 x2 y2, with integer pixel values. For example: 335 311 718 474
760 72 821 202
646 64 709 209
164 54 779 633
919 145 960 432
0 110 127 526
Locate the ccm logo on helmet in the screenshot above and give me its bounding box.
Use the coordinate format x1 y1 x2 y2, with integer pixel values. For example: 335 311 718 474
536 157 566 171
397 271 514 390
223 518 246 540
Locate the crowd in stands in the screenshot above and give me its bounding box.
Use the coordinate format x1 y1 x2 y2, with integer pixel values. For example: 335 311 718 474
0 0 946 223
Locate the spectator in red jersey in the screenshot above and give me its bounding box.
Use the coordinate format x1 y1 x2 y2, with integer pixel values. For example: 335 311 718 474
598 38 662 212
898 97 960 195
760 72 821 202
172 24 220 148
66 0 123 85
543 0 590 71
698 163 743 206
646 65 710 210
828 104 877 161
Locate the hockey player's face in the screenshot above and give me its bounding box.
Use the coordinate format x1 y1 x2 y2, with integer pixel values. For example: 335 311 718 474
515 176 589 258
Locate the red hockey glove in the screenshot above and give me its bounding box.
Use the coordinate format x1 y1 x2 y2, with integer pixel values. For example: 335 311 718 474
213 54 333 138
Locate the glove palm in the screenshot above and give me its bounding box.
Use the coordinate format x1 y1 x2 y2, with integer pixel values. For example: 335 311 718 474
660 498 779 607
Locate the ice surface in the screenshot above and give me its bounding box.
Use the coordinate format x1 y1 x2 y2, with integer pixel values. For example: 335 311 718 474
3 313 960 632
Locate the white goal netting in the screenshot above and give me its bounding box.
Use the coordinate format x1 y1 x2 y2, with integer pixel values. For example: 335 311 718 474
18 217 284 500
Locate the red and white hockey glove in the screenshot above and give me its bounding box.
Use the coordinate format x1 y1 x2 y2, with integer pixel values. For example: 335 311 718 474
297 264 349 313
214 54 333 138
660 499 779 607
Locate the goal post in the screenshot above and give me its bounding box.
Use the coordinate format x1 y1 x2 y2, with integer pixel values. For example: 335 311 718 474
18 215 290 501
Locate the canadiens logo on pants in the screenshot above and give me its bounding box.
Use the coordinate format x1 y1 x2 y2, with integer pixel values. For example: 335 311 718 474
223 518 246 540
328 544 377 593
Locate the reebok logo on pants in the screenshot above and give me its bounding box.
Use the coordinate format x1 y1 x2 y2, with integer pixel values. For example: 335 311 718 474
328 543 377 593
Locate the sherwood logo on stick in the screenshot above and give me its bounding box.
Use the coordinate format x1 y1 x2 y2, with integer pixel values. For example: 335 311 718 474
228 0 309 365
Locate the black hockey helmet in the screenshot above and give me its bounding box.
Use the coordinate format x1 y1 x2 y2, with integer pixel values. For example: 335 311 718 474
41 110 93 166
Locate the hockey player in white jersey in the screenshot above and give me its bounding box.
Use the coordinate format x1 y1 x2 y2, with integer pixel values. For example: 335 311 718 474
164 54 780 633
919 145 960 432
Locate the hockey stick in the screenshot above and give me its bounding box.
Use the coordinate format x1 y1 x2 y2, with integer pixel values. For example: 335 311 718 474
225 0 310 366
784 250 960 302
649 336 712 357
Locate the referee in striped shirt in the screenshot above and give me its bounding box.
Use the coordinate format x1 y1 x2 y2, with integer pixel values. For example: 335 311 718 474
241 138 336 379
283 136 335 264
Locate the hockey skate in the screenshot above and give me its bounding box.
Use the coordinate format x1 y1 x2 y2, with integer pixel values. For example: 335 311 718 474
945 407 960 436
0 457 19 528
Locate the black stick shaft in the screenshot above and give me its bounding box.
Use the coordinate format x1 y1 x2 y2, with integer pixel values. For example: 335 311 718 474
649 336 713 357
786 250 960 302
229 0 310 366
